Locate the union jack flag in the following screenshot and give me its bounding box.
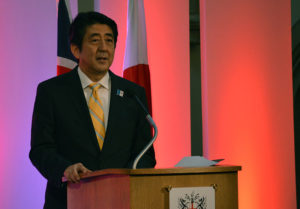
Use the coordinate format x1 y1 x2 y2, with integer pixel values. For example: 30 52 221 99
57 0 77 75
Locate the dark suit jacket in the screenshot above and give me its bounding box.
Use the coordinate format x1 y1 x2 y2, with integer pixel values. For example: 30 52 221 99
29 68 156 209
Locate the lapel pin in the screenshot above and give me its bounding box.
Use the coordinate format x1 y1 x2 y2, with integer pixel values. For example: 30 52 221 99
116 89 124 97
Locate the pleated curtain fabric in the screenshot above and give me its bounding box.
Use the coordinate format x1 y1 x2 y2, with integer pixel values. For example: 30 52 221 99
88 83 105 150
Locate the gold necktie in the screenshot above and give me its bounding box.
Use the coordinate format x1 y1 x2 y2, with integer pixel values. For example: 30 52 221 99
88 83 105 150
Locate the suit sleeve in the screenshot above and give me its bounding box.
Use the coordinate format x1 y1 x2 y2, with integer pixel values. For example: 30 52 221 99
29 83 72 187
130 87 156 168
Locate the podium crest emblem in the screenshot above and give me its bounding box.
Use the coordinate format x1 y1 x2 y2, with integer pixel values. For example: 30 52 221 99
177 191 207 209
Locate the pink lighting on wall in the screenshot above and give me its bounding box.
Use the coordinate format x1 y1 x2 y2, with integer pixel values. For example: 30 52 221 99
0 0 56 208
201 0 296 208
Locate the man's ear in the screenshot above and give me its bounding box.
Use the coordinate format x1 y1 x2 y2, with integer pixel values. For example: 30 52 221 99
70 44 80 59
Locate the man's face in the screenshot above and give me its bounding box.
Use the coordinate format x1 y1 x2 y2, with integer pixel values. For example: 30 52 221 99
72 23 115 80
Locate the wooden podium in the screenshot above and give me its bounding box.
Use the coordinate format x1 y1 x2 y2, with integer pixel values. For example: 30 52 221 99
67 166 241 209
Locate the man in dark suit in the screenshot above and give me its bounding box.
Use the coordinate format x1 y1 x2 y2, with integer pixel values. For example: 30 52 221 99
29 12 156 209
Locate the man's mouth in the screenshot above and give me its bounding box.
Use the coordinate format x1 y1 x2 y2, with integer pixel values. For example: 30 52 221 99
97 57 108 61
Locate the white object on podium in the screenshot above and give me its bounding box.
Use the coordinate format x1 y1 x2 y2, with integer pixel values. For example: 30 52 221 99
175 156 223 167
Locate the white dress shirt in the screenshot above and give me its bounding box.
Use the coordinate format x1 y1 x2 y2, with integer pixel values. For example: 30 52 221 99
77 67 111 129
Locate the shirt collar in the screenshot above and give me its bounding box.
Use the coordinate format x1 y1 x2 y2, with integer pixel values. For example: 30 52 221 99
78 67 110 90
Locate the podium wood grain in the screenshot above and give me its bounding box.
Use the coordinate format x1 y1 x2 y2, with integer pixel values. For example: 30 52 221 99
67 166 241 209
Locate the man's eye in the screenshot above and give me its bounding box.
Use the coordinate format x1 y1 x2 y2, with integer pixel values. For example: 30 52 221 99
106 39 113 43
91 39 99 43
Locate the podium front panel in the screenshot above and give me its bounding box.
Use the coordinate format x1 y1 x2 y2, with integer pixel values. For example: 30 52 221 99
130 169 239 209
67 166 240 209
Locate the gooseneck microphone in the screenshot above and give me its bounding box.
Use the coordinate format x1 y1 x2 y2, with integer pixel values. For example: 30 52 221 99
122 90 158 169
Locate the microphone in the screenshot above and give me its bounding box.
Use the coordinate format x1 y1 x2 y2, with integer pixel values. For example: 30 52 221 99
122 90 158 169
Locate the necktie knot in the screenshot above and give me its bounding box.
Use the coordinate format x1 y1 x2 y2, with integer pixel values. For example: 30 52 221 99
89 83 101 92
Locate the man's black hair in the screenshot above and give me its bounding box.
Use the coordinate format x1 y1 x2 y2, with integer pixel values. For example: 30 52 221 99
69 11 118 50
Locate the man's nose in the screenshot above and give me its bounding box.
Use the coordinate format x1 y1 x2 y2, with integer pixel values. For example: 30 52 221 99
97 39 107 50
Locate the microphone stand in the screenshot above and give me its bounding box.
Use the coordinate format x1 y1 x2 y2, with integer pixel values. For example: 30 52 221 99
132 95 158 169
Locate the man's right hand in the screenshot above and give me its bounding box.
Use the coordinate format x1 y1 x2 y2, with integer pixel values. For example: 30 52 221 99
63 163 92 183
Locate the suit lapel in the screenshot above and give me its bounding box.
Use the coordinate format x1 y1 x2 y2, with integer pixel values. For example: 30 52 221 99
65 68 101 155
102 71 127 153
